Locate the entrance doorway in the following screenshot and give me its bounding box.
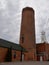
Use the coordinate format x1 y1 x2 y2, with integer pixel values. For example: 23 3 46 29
22 54 24 61
40 56 43 61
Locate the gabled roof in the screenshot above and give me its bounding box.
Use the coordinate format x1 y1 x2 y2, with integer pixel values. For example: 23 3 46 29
0 38 27 52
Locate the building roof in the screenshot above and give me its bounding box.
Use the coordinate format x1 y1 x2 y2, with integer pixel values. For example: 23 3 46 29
0 38 27 52
36 42 49 45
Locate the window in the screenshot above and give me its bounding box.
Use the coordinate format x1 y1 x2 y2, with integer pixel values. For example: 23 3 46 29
21 35 24 43
14 51 16 59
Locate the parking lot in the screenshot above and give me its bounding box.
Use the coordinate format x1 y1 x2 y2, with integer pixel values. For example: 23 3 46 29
0 61 49 65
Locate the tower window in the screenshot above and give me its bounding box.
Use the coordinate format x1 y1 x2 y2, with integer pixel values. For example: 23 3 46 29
21 35 24 43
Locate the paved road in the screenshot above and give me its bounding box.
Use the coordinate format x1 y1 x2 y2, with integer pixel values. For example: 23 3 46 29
0 61 49 65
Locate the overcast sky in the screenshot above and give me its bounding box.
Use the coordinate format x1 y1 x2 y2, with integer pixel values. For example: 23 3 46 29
0 0 49 44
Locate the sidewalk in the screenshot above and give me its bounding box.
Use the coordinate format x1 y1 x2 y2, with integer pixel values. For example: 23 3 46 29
0 61 49 65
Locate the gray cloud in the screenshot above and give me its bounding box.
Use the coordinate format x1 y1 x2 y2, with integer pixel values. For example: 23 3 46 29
0 0 20 43
0 0 49 43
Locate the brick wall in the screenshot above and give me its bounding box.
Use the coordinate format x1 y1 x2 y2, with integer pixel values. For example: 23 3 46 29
36 43 45 53
36 43 49 61
12 50 21 61
0 47 21 62
0 47 8 62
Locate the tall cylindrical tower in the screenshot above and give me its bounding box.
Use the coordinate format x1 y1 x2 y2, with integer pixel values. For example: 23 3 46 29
20 7 36 61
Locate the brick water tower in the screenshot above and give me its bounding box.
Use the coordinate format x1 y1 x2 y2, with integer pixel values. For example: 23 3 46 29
20 7 36 61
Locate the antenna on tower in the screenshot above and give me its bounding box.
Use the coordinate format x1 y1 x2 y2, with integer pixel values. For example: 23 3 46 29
41 30 47 43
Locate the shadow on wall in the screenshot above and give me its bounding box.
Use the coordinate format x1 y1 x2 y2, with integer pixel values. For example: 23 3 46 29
5 48 12 62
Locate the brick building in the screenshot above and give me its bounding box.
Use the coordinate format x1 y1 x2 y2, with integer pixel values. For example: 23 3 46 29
0 38 26 62
20 7 36 61
36 42 49 61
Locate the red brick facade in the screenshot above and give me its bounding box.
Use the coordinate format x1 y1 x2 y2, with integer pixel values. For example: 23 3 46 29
1 43 49 62
0 47 8 62
12 50 21 61
20 7 36 61
0 47 21 62
36 42 49 61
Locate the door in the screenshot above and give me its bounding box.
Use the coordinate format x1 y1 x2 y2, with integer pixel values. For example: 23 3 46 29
40 56 43 61
22 54 24 61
